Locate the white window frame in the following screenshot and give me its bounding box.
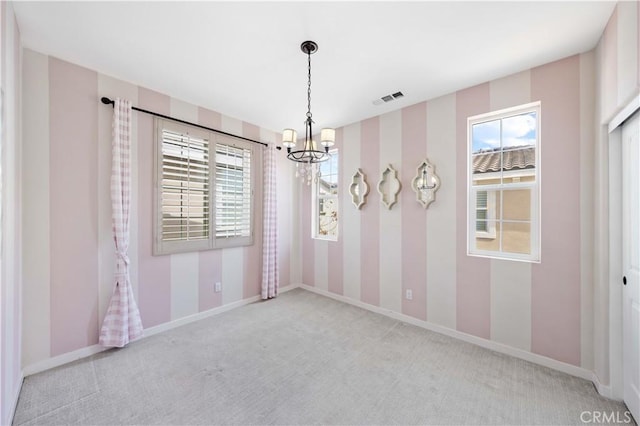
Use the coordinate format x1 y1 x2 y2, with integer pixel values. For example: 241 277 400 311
312 149 339 241
153 118 256 255
467 102 541 263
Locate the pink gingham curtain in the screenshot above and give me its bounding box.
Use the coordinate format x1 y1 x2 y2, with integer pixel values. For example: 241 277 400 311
261 143 279 299
99 98 144 347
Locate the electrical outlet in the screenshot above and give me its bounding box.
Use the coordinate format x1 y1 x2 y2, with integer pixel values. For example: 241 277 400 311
215 282 222 293
406 289 413 300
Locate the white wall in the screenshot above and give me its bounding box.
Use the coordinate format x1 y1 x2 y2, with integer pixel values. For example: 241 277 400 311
0 1 23 424
593 1 640 397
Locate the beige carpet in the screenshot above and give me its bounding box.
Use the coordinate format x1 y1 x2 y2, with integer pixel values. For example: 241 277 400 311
14 288 632 425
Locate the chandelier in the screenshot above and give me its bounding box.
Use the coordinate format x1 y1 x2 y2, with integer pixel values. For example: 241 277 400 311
282 41 335 177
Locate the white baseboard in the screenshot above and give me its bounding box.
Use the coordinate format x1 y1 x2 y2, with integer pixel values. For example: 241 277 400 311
592 371 615 400
278 284 298 293
22 286 298 377
298 284 598 385
141 294 263 338
141 285 296 339
6 373 24 426
22 343 106 377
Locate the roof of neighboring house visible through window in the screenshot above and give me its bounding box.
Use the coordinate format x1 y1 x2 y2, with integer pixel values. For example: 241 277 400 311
472 145 535 174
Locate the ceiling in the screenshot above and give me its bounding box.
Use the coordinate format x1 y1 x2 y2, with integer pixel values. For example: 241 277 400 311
13 1 616 136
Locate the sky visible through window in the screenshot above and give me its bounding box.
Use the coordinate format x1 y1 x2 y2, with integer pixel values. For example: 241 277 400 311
472 111 537 153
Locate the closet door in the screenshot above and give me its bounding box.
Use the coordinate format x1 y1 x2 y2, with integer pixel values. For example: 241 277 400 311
622 110 640 422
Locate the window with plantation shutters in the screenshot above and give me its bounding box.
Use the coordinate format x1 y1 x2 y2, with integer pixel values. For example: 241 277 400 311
153 119 255 255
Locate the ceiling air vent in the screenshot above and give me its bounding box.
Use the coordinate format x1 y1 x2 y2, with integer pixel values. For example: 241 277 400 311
372 91 404 105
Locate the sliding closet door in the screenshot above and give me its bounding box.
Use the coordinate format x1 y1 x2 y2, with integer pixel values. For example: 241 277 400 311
622 110 640 422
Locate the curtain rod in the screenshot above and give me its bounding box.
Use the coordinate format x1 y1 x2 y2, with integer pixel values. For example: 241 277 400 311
101 97 278 149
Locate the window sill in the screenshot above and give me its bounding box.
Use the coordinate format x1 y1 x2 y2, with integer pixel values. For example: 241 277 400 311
312 235 338 242
467 251 541 264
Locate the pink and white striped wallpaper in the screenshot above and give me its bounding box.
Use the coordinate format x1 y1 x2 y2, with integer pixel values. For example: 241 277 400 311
21 50 297 368
300 53 591 368
17 0 640 391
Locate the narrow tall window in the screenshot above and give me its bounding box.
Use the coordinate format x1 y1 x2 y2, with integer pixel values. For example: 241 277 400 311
468 102 540 262
154 119 255 254
312 150 339 240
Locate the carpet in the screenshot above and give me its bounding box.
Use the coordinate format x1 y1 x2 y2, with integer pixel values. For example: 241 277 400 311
13 288 632 425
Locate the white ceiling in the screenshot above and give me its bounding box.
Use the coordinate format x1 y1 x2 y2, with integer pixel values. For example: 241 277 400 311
13 1 615 136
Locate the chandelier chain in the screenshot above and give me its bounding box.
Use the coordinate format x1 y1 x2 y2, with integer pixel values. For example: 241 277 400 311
307 49 312 119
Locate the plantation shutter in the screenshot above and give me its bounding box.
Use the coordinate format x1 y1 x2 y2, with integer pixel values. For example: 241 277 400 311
476 190 488 232
153 118 256 255
161 128 210 243
215 143 252 242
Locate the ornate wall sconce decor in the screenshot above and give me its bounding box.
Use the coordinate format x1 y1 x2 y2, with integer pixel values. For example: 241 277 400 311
411 158 441 209
377 164 402 210
349 168 370 209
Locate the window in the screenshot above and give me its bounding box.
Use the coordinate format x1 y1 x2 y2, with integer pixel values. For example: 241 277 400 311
312 150 338 240
468 102 540 262
154 119 255 255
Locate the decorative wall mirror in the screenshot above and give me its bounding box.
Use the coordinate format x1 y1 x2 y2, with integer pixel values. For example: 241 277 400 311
377 164 402 209
349 169 370 209
411 158 441 209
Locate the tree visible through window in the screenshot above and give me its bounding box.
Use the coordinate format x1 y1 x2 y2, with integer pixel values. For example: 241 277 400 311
313 150 338 240
468 102 540 262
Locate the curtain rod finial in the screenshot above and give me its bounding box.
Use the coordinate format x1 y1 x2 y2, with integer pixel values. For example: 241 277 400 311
101 97 114 105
